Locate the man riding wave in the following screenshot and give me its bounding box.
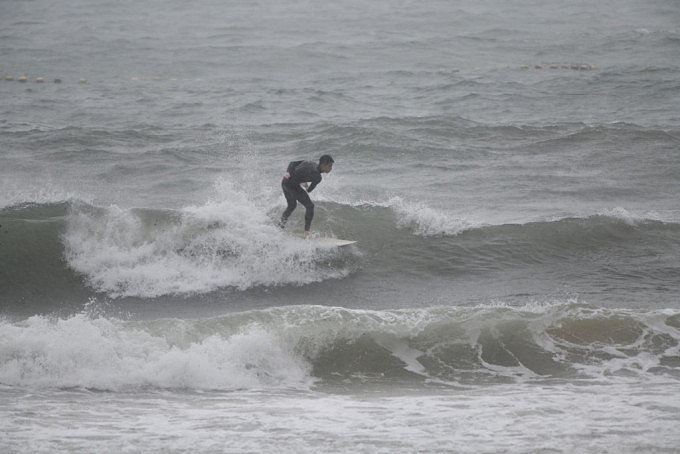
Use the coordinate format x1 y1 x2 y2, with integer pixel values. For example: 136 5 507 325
280 154 334 237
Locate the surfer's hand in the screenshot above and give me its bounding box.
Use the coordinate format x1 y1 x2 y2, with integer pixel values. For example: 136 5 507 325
301 182 308 188
284 172 291 179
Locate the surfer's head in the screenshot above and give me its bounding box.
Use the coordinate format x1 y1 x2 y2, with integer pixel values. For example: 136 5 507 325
319 154 334 173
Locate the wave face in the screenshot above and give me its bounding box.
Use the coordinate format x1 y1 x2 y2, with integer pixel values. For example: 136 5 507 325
2 199 679 309
1 303 678 390
1 200 355 303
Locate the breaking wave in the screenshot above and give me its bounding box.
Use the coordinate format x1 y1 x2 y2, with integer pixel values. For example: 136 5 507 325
1 302 679 391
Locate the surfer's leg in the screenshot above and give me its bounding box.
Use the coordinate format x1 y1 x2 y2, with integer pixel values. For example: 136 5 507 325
297 190 314 231
280 183 297 228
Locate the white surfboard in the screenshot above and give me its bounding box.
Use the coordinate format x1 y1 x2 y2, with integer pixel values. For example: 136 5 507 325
307 237 357 247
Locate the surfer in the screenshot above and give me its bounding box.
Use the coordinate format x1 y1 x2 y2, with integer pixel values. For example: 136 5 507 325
280 154 334 237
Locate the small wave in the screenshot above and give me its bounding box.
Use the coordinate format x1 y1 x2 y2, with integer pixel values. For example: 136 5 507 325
0 186 86 211
62 196 355 298
597 206 672 225
320 194 481 237
325 185 680 240
0 192 358 301
1 302 678 391
386 197 480 236
3 198 678 303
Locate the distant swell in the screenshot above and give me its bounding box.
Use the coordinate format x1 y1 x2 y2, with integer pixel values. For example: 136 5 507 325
1 303 678 390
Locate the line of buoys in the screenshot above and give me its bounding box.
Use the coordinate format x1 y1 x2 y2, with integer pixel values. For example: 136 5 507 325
4 76 83 83
438 64 597 73
4 76 190 84
132 77 188 82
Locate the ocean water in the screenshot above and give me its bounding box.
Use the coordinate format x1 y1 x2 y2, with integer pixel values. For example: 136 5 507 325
2 0 680 452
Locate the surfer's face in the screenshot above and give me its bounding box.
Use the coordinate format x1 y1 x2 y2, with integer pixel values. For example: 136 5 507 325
320 162 333 173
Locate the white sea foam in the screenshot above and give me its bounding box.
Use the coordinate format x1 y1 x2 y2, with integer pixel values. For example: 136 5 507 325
599 206 665 224
385 197 480 236
384 201 680 237
318 191 481 236
3 382 680 453
62 184 352 298
0 183 86 210
1 302 679 393
2 305 680 454
543 206 680 226
0 314 312 391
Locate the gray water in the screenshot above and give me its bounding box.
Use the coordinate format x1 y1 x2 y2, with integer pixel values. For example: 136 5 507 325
2 0 680 452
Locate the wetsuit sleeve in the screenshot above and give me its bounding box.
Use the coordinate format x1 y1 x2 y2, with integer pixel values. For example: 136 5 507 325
306 174 322 193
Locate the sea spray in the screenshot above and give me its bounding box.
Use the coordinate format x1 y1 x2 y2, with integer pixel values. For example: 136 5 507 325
61 198 353 297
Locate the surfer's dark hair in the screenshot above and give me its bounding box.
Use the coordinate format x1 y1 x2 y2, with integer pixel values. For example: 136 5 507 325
319 154 334 164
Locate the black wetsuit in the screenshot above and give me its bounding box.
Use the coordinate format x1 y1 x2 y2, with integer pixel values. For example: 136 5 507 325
280 160 323 231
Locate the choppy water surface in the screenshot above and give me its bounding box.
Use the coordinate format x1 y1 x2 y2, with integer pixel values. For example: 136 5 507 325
2 0 679 452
